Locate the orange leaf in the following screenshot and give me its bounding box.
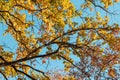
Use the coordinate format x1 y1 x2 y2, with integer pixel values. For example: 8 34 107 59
108 68 116 78
114 0 119 2
42 60 46 64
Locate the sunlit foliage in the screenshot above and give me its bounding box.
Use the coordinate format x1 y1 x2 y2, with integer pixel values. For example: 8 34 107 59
0 0 120 80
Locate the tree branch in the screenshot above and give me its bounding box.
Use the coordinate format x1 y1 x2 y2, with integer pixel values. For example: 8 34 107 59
0 46 60 67
12 65 36 80
0 71 8 80
17 64 50 80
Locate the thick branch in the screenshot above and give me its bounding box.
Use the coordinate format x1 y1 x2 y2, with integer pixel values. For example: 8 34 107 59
51 27 118 42
0 47 60 67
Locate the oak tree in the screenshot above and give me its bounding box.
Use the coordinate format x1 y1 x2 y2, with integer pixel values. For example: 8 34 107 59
0 0 120 80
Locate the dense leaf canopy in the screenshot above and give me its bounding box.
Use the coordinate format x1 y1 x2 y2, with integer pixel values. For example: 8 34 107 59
0 0 120 80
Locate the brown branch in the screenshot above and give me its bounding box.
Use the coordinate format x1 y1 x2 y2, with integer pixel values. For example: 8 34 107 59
0 46 60 67
0 10 25 24
96 56 118 79
57 54 90 78
0 56 7 62
12 65 36 80
11 4 47 12
0 71 8 80
0 56 8 80
8 13 26 24
53 41 83 48
88 0 119 15
17 64 50 80
0 14 31 51
51 27 118 42
0 10 8 12
26 37 55 57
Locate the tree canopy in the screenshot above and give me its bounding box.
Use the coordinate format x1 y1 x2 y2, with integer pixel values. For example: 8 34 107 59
0 0 120 80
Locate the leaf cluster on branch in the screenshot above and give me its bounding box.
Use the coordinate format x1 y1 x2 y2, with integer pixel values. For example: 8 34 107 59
0 0 120 80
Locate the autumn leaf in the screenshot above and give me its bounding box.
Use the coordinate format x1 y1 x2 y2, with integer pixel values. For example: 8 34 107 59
0 0 119 80
42 60 46 64
108 68 116 78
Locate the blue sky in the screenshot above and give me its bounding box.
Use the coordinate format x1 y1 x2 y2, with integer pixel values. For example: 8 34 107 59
0 0 120 80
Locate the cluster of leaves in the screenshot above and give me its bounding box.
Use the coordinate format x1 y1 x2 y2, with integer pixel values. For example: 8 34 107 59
0 0 120 80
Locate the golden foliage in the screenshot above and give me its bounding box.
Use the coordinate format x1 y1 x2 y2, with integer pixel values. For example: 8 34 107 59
0 0 119 79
